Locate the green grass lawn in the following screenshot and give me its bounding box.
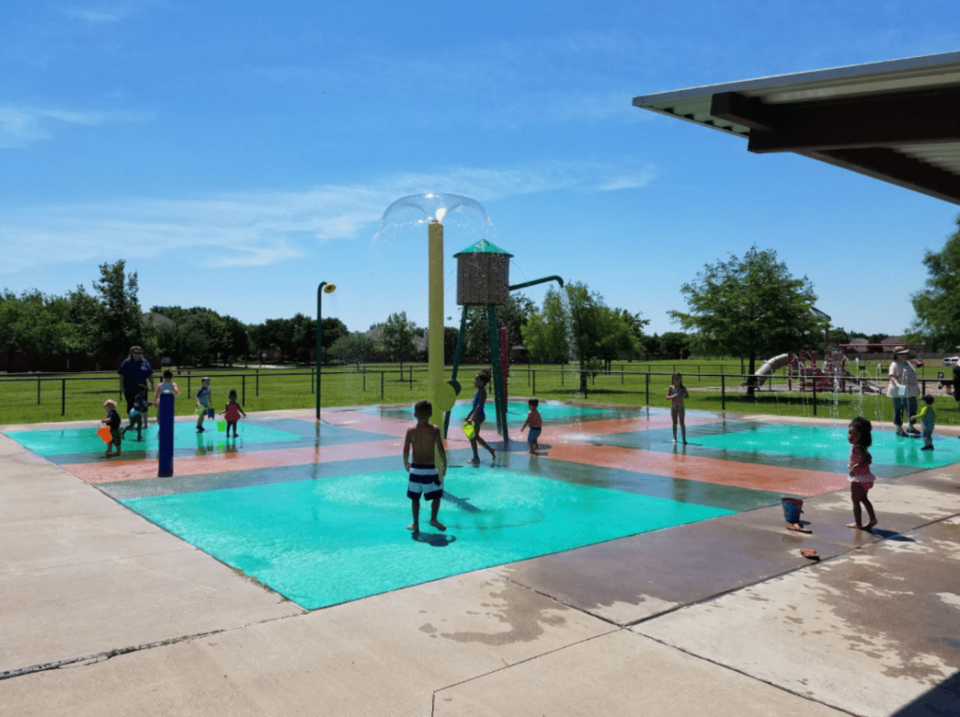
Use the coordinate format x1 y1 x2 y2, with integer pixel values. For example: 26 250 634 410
1 359 955 426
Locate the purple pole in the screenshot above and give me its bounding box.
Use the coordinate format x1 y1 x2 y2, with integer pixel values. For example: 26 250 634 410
157 388 175 477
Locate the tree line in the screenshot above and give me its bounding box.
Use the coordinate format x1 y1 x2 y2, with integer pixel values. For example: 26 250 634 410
11 216 958 375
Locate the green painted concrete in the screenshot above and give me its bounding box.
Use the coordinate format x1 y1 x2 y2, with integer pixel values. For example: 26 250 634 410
123 469 733 610
4 422 305 457
694 423 958 469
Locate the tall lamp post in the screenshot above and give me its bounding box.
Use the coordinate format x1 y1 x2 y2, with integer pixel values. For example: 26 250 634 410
317 281 337 421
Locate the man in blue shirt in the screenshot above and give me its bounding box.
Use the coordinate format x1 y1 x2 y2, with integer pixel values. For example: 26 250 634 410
117 346 155 416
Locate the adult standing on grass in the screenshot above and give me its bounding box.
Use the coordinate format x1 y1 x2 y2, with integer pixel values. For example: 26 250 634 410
888 348 920 437
118 346 154 420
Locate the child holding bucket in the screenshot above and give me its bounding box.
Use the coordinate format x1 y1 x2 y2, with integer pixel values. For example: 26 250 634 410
464 370 496 464
219 389 247 438
847 416 878 531
100 399 122 458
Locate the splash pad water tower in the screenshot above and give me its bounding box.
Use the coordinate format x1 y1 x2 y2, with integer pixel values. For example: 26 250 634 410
378 193 563 443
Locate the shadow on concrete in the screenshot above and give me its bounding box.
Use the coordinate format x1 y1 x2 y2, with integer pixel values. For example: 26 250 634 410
891 670 960 716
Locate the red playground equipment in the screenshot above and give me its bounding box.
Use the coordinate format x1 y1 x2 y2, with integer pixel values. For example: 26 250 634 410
788 350 848 392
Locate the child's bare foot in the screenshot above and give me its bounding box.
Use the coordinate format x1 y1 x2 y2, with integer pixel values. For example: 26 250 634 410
115 452 121 458
429 519 446 531
846 523 864 529
489 447 496 459
407 524 419 532
864 519 878 530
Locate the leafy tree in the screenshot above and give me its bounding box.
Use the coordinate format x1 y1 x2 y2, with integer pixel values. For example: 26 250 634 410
828 326 851 348
521 287 570 364
460 295 536 361
321 318 350 363
444 326 460 364
911 215 960 352
221 316 251 365
657 332 691 360
90 260 146 356
65 285 103 354
380 311 418 366
669 246 821 394
329 332 376 367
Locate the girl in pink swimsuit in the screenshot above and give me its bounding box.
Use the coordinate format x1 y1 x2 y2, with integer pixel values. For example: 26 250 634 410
220 389 247 438
847 416 878 531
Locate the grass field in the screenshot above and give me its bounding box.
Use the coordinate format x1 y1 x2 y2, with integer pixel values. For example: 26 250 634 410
1 359 956 426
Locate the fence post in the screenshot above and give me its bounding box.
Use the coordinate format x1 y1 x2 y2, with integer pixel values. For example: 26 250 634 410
187 375 191 401
645 373 649 405
38 377 41 405
721 375 725 412
311 366 314 395
256 369 259 397
532 370 536 395
242 375 246 405
812 379 817 416
381 372 385 400
61 379 66 416
528 364 531 386
621 370 624 385
409 368 413 390
561 364 564 386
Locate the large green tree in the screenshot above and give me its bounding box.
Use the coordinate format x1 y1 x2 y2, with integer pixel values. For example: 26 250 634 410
670 246 821 393
460 294 536 360
329 332 376 367
380 311 419 365
521 287 570 364
90 260 146 355
911 215 960 352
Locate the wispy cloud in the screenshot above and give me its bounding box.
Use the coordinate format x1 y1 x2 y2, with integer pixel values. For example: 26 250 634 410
0 159 655 273
60 1 154 25
253 30 656 129
0 105 152 148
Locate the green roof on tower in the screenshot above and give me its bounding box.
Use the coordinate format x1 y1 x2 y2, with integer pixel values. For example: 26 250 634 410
454 239 513 257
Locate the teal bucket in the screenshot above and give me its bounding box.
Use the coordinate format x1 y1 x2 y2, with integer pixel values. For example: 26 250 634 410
781 497 803 523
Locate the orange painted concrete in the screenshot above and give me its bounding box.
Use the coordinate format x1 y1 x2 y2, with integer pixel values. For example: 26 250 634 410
62 439 404 484
543 443 849 497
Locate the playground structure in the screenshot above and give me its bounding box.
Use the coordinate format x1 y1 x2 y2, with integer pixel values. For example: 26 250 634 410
750 349 882 394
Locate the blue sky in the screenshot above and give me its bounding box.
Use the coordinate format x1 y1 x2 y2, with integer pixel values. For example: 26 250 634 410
2 1 959 338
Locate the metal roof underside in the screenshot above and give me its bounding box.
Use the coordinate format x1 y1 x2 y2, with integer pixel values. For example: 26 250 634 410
633 52 960 205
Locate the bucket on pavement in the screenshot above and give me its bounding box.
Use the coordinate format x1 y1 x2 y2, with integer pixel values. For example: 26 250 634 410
781 497 803 523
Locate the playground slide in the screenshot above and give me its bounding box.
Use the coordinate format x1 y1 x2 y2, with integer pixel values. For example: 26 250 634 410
746 353 791 387
747 353 883 392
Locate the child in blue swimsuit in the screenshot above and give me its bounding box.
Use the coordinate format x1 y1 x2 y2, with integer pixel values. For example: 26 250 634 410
464 371 496 464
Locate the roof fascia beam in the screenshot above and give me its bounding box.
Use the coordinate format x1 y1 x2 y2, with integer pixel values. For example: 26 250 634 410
813 147 960 204
712 88 960 153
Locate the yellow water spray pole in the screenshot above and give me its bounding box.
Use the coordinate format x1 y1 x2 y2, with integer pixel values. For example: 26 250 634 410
428 220 445 426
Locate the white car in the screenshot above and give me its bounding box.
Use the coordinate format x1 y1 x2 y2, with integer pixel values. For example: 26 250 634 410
942 356 960 366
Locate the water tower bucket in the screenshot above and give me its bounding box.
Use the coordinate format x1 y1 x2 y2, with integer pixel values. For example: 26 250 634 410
781 497 803 523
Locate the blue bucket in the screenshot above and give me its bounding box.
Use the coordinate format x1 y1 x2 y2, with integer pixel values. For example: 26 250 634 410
781 497 803 523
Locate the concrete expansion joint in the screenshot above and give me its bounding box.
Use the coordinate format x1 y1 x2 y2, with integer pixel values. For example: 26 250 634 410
637 631 863 717
429 630 618 713
500 573 624 629
0 613 297 683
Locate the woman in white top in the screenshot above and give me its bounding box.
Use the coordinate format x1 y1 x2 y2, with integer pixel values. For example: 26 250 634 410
887 348 920 437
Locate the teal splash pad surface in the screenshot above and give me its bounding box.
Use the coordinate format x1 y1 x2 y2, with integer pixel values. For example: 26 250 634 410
123 470 732 610
4 422 303 457
695 424 958 469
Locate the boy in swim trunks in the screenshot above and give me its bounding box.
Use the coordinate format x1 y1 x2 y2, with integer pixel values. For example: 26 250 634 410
403 399 447 533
